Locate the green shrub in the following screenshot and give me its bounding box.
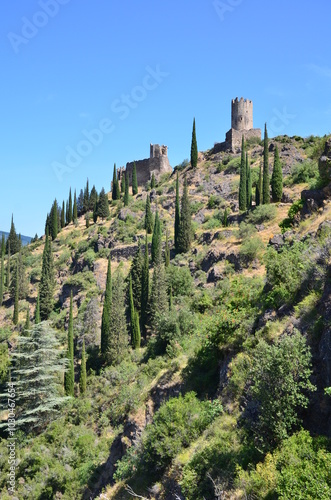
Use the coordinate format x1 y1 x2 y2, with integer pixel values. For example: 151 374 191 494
247 204 277 224
239 236 264 265
225 156 241 172
238 222 257 240
286 160 319 185
279 199 304 233
166 265 193 297
207 195 225 209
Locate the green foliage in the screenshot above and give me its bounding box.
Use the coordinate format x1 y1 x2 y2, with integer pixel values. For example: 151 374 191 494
246 152 252 209
65 293 75 396
190 117 198 168
151 211 162 264
244 332 315 452
132 162 138 195
39 233 55 320
141 236 149 335
175 172 180 252
149 259 168 331
79 340 87 394
105 273 128 365
142 393 220 473
247 204 277 224
101 256 112 356
97 188 110 219
144 194 153 233
263 123 270 204
271 145 283 201
124 171 130 206
279 199 304 232
6 215 21 255
164 229 170 267
151 172 156 189
112 163 120 200
0 341 9 383
207 194 225 209
239 136 247 211
239 236 264 265
166 264 193 297
286 159 319 185
178 176 192 253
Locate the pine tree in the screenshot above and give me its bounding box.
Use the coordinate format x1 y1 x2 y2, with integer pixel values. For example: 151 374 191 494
13 261 19 325
130 245 143 312
112 164 120 201
256 162 263 207
190 117 198 168
145 195 153 234
124 172 129 206
24 307 30 334
151 211 162 264
271 145 283 202
263 123 270 204
178 176 192 253
61 201 65 228
132 162 138 196
39 232 55 321
0 235 4 306
73 190 78 222
35 292 41 324
6 215 20 255
246 153 252 210
239 136 247 211
101 256 112 356
165 229 170 267
83 179 90 213
106 273 128 365
68 188 73 223
97 188 110 220
79 339 87 395
6 241 11 288
65 292 74 396
151 173 156 189
141 235 149 336
175 172 180 253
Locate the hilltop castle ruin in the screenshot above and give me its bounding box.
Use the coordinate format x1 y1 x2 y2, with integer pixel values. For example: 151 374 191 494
124 144 172 186
224 98 261 151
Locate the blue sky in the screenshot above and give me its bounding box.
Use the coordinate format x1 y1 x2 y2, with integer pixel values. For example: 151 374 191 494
0 0 330 236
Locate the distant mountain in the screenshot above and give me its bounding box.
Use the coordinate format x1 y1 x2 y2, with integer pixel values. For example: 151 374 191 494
0 231 32 246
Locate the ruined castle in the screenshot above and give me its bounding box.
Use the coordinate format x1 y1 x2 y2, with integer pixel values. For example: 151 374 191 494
224 98 261 151
124 143 172 186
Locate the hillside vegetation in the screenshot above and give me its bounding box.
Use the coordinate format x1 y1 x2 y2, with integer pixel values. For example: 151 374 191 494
1 133 331 499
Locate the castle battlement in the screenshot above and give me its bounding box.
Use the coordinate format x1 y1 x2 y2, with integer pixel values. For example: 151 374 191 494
125 144 172 186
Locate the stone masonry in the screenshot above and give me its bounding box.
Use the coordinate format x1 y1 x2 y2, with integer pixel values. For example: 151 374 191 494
125 144 172 186
225 97 261 152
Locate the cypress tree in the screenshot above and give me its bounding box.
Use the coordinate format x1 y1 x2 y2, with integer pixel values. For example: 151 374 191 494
246 153 252 210
178 176 192 253
66 200 69 225
256 162 263 207
151 211 162 264
39 232 55 320
239 136 247 211
121 172 125 194
132 310 141 349
24 307 30 334
6 215 20 255
165 229 170 267
68 188 73 223
145 195 153 234
262 123 270 204
106 273 128 365
190 117 198 168
97 188 110 220
0 235 4 306
271 145 283 202
175 172 180 252
13 262 19 325
223 207 228 227
79 339 87 394
129 274 135 343
6 241 10 288
101 256 112 356
151 173 156 189
50 199 58 240
83 179 90 213
93 198 98 223
77 189 84 216
35 291 40 324
10 250 27 300
73 190 78 222
149 259 168 331
130 245 143 312
169 285 173 311
124 172 129 206
132 162 138 196
141 235 149 336
89 185 98 210
65 292 74 396
112 164 120 201
61 201 65 229
1 233 5 256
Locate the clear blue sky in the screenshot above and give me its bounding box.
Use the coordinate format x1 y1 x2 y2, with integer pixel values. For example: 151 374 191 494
0 0 330 236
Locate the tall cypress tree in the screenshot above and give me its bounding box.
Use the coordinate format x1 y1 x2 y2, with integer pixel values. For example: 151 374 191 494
35 291 41 324
6 241 10 288
132 310 141 349
124 172 129 206
130 245 143 312
13 261 19 325
129 275 135 343
79 339 87 395
145 195 153 234
175 172 180 253
10 250 27 301
73 190 78 222
112 164 120 201
256 162 263 207
149 258 168 331
0 234 4 306
39 232 55 321
106 273 128 365
50 199 58 240
6 215 20 255
246 152 252 210
151 173 156 189
271 145 283 202
61 201 65 229
190 117 198 168
68 188 73 223
101 256 112 357
178 176 192 253
151 211 162 264
120 172 125 194
97 188 110 220
83 179 90 213
262 123 270 204
239 136 247 211
141 235 149 336
65 292 75 396
132 162 138 196
165 229 170 267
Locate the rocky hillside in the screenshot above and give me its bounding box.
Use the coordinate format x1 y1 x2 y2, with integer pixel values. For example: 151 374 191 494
0 134 331 500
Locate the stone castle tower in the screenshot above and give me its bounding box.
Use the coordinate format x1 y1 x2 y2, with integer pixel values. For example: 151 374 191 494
125 143 172 186
225 97 261 152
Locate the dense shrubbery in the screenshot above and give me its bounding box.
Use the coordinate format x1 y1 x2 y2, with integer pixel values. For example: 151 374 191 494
247 204 277 224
